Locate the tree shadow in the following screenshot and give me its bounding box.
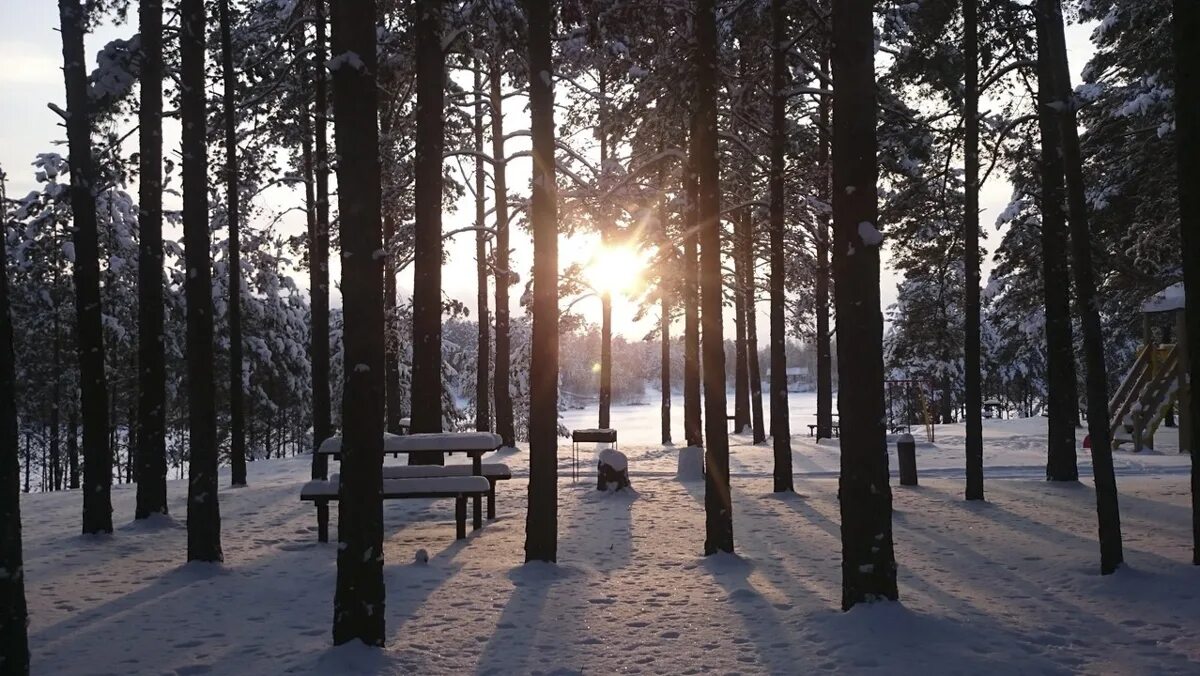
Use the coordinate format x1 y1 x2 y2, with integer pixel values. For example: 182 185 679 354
473 563 587 676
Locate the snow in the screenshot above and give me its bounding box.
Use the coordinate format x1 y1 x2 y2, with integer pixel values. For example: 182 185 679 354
1141 282 1186 313
18 394 1200 674
597 447 628 472
677 445 705 481
858 221 884 246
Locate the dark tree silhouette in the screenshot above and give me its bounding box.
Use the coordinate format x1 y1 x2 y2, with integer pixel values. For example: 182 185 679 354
136 0 168 518
769 0 792 492
59 0 112 535
0 163 29 675
815 49 834 442
411 0 446 451
473 60 491 433
832 0 898 609
963 0 984 501
524 0 559 563
329 0 386 646
1035 0 1079 483
683 162 702 448
219 0 248 487
311 0 333 481
182 0 221 562
490 57 516 449
697 0 733 556
661 293 672 445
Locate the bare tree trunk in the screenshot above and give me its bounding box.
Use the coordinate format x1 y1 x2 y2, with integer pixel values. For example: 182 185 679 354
1044 0 1123 572
1173 0 1200 566
473 59 491 433
330 0 386 645
661 294 672 445
136 0 168 518
683 154 703 448
68 408 78 489
309 0 333 481
733 211 751 435
490 58 515 449
0 167 29 674
744 220 765 444
411 0 446 451
59 0 112 535
379 52 402 435
219 0 247 487
696 0 732 555
964 0 984 501
1035 0 1079 483
769 0 792 490
182 0 221 561
832 0 898 609
815 51 834 442
598 72 613 430
524 0 559 563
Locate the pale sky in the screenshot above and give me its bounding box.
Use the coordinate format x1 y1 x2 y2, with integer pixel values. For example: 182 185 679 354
0 5 1095 343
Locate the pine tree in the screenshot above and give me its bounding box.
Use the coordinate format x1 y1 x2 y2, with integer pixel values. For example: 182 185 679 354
696 0 732 556
411 0 446 449
833 0 898 609
524 0 559 564
182 0 222 562
330 0 386 646
58 0 112 535
135 0 168 518
963 0 984 501
1173 0 1200 566
219 0 247 487
769 0 792 492
0 165 29 676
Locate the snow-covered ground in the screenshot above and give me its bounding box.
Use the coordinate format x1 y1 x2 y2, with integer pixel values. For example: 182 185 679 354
20 402 1200 675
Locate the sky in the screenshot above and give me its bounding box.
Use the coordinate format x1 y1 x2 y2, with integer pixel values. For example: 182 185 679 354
0 4 1095 343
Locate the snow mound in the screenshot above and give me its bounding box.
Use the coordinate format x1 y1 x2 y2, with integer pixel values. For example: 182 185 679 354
676 446 704 481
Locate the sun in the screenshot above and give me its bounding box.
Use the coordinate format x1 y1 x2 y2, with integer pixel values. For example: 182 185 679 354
583 244 647 296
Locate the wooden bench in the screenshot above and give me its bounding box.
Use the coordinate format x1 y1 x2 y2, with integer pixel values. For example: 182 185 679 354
807 424 840 437
370 463 511 519
300 475 491 543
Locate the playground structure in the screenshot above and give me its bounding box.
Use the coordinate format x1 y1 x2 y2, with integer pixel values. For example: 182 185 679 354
885 379 935 443
1109 283 1193 453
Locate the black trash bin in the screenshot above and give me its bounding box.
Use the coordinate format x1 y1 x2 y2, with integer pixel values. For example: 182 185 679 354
897 433 918 486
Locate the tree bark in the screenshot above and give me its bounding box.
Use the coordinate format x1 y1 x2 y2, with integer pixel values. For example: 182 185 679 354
411 0 446 451
136 0 167 517
964 0 984 501
219 0 247 487
311 0 333 481
696 0 733 556
744 219 766 444
329 0 386 646
769 0 792 491
490 58 515 449
523 0 559 563
0 162 29 675
1173 0 1200 566
832 0 898 609
380 51 402 435
68 408 78 489
815 51 834 442
598 72 613 430
661 294 672 445
683 148 703 448
1042 0 1123 572
1035 0 1079 483
59 0 112 535
473 58 490 433
733 211 751 435
182 0 222 562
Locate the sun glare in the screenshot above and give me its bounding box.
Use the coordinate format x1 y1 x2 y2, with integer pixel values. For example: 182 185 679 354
583 245 646 296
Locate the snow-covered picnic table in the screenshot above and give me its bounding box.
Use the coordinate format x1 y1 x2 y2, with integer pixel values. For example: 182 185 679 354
311 431 507 537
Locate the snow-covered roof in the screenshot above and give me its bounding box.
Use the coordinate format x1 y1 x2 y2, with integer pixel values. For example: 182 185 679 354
1141 283 1186 313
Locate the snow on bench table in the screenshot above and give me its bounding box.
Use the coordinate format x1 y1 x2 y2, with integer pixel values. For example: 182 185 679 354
317 432 503 455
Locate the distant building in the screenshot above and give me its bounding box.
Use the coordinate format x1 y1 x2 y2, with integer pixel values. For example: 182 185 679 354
786 366 809 391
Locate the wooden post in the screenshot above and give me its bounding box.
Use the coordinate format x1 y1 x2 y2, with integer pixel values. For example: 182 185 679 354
317 501 329 543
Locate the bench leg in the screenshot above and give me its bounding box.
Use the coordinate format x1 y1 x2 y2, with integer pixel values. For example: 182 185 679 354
316 501 329 543
473 494 482 530
487 480 497 520
455 496 466 539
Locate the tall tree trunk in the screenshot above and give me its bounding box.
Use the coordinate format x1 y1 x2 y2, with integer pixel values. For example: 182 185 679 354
329 0 385 645
1044 0 1123 572
683 152 703 448
181 0 222 562
219 0 247 487
769 0 792 490
1035 0 1079 482
1173 0 1200 566
733 212 751 435
473 59 490 433
815 52 834 441
524 0 559 562
411 0 446 453
380 56 402 435
68 408 78 489
51 314 61 490
59 0 112 535
696 0 732 555
744 221 766 444
0 165 29 675
832 0 898 609
661 294 672 445
490 58 515 449
963 0 984 501
311 0 333 480
135 0 167 516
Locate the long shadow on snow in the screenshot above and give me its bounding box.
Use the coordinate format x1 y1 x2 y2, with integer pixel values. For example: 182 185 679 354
473 563 587 676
